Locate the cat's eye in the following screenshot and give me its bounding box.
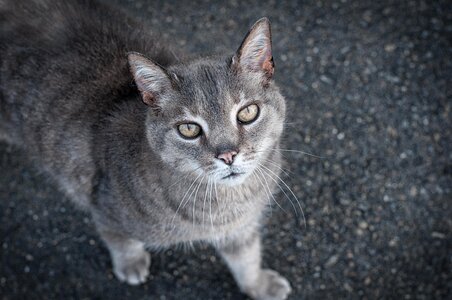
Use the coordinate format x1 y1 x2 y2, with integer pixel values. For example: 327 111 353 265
237 104 259 124
177 123 201 139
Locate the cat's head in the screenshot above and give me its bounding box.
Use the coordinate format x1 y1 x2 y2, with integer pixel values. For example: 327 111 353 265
128 18 285 186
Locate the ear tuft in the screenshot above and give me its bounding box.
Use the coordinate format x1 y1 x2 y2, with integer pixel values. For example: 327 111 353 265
234 18 274 81
127 52 171 108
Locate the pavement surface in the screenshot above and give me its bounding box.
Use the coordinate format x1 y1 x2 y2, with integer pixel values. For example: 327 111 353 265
1 0 451 299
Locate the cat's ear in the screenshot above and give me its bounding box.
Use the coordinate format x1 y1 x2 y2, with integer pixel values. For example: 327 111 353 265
233 18 274 83
128 52 172 109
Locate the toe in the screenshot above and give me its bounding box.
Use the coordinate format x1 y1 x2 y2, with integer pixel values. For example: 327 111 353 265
125 271 141 285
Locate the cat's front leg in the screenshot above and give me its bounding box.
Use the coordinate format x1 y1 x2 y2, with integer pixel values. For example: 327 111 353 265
216 232 292 300
99 230 151 285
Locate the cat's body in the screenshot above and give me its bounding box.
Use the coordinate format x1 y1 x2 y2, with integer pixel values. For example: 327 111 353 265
1 0 174 209
1 1 291 299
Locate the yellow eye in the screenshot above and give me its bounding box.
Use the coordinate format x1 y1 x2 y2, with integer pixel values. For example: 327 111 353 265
177 123 201 139
237 104 259 124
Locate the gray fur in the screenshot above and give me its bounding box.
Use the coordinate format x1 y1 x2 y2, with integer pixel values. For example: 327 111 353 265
1 1 290 299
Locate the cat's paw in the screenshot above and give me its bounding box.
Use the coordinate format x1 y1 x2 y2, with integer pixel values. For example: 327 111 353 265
245 269 292 300
112 249 151 285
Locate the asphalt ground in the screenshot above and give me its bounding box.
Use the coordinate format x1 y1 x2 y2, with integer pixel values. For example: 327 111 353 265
1 0 451 299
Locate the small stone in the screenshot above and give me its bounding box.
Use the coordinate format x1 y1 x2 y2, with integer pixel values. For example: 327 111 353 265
431 232 446 239
389 238 398 247
387 126 398 138
359 221 368 230
433 133 441 142
287 255 296 262
325 254 339 267
344 282 353 292
340 46 350 54
340 198 351 206
362 10 372 22
409 186 418 197
385 44 396 52
320 75 333 85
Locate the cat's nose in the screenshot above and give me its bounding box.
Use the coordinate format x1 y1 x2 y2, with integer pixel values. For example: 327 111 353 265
216 150 238 165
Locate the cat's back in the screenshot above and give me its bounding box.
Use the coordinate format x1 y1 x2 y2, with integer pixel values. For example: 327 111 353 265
0 0 174 208
0 0 174 142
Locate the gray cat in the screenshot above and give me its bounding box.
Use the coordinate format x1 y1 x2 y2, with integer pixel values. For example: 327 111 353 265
0 1 291 299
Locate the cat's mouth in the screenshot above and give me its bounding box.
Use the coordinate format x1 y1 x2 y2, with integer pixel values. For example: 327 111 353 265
222 172 244 180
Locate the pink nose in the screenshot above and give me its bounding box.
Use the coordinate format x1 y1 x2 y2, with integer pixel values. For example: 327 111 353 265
217 150 238 165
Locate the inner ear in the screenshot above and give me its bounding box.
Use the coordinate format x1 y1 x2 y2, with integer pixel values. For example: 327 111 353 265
127 52 172 109
234 18 274 80
141 91 157 107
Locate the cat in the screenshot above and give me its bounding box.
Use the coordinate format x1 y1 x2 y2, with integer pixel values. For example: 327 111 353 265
0 0 291 299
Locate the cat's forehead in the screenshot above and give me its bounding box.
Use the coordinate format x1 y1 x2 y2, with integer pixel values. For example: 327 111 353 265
172 59 241 107
169 59 260 127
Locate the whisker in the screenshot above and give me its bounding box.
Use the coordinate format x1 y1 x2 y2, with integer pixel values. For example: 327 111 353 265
171 172 202 226
261 157 294 177
213 180 221 224
270 148 324 159
256 148 324 159
258 163 298 217
202 177 210 228
168 166 203 189
258 163 307 228
182 174 203 210
282 121 304 126
209 178 214 229
191 175 205 228
252 170 270 207
255 166 287 214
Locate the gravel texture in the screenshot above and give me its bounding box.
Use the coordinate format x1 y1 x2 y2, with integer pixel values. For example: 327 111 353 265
1 0 451 299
